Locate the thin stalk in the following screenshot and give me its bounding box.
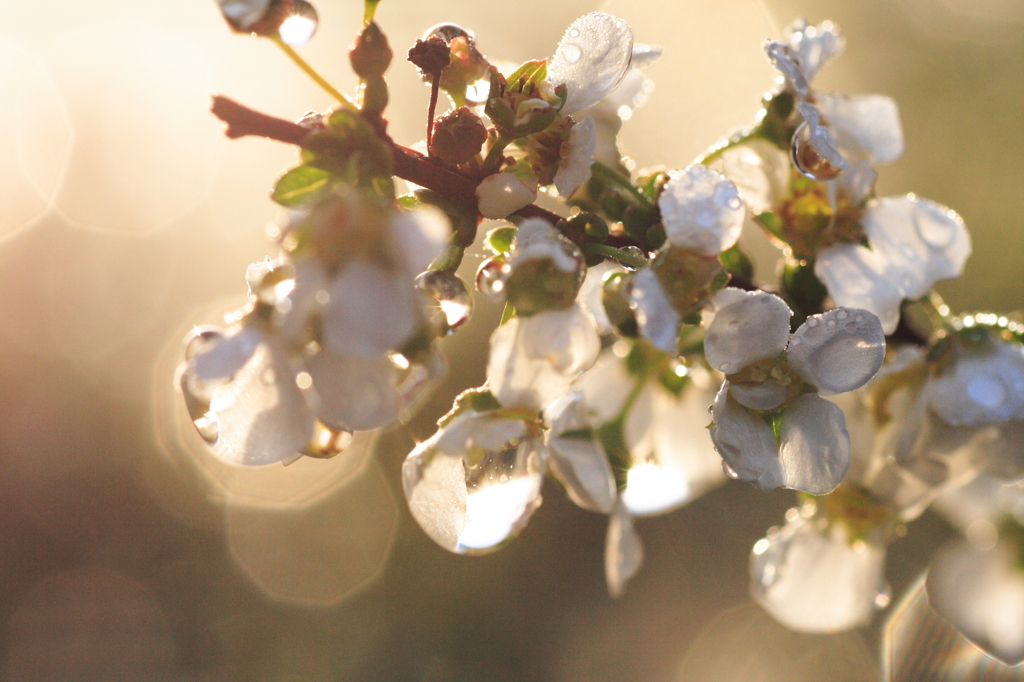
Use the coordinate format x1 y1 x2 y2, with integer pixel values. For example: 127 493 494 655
590 162 654 209
271 36 358 112
481 136 512 175
582 243 648 270
499 301 516 325
363 0 381 24
693 129 760 166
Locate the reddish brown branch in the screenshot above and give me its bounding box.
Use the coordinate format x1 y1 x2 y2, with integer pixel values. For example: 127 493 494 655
209 94 565 226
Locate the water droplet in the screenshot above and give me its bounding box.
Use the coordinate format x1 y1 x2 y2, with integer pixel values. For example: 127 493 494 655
837 310 849 320
424 23 471 42
728 196 742 210
302 420 353 459
217 0 273 31
185 327 225 362
827 319 836 327
194 412 220 444
568 28 580 38
806 318 818 327
277 0 318 46
620 246 647 271
855 314 864 323
719 362 731 373
722 460 739 479
416 270 473 335
966 374 1006 408
559 43 583 65
475 258 510 300
790 121 843 181
913 200 958 249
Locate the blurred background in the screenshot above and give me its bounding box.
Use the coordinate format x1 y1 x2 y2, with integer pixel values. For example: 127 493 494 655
0 0 1021 679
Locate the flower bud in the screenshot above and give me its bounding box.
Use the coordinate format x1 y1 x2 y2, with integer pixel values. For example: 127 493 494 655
429 107 488 165
349 21 392 79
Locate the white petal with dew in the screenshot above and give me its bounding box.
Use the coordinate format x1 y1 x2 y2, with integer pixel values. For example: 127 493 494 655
209 339 314 466
487 304 600 411
730 379 788 411
605 501 644 598
925 341 1024 426
554 117 595 198
189 325 261 382
717 140 790 214
815 243 904 335
549 13 633 114
862 195 971 301
785 19 845 83
927 538 1024 665
476 173 537 219
304 349 399 432
576 261 621 335
322 259 418 357
704 289 792 374
788 308 885 396
629 268 680 354
546 391 616 514
779 394 851 494
763 41 809 97
818 93 903 164
751 516 885 634
403 439 468 552
710 382 784 491
658 165 745 256
388 207 450 276
511 219 579 273
796 101 847 171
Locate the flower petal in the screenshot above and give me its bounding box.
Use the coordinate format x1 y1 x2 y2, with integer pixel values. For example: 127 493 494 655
785 19 845 83
388 207 450 276
487 303 600 411
554 116 596 198
925 340 1024 426
657 165 745 256
546 392 616 514
704 289 792 374
730 379 788 411
549 13 633 114
189 325 261 383
815 243 904 334
710 382 784 491
717 140 791 213
209 338 314 466
629 268 680 354
321 259 419 357
788 308 885 396
817 93 903 164
779 393 851 494
605 501 644 598
304 349 400 431
476 172 538 219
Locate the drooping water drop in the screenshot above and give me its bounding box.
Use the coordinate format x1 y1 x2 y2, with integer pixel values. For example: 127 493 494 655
722 460 739 479
475 257 510 299
302 419 353 459
193 412 221 444
424 23 472 43
559 43 583 65
790 121 843 181
277 0 318 46
620 246 647 271
217 0 272 31
416 270 473 335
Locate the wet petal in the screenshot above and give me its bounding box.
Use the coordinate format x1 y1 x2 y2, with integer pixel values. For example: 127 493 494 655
751 514 886 633
710 382 784 491
796 101 847 172
785 19 845 83
629 268 679 354
779 394 851 494
578 348 643 423
321 259 419 357
487 303 600 411
862 195 971 301
605 501 644 598
554 116 595 198
927 538 1024 665
189 325 261 382
717 140 791 213
577 261 621 335
303 349 399 431
388 206 450 275
657 165 745 256
764 41 809 97
815 243 904 334
209 338 314 466
818 93 903 164
549 13 633 114
546 391 616 514
730 379 788 411
476 172 538 219
704 289 792 374
925 340 1024 426
788 308 885 396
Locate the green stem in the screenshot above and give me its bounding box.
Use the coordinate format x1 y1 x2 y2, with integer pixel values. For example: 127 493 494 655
590 161 654 209
582 243 647 270
481 136 512 175
693 128 760 166
271 36 358 112
363 0 381 23
499 302 516 325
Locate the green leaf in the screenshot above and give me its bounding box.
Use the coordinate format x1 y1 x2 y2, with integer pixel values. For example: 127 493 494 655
719 244 754 280
505 60 548 91
755 210 783 240
272 165 331 207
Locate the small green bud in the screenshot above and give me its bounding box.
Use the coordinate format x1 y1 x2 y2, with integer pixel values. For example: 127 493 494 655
602 271 638 338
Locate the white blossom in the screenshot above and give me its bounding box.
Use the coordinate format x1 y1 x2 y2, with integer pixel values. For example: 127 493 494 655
924 338 1024 427
606 500 644 598
553 116 596 198
475 172 538 219
548 13 633 114
657 165 745 256
628 268 680 355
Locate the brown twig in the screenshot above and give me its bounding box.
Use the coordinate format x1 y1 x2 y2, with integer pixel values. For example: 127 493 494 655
208 94 565 226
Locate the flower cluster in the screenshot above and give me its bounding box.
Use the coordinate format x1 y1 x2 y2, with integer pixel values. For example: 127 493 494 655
186 0 1024 661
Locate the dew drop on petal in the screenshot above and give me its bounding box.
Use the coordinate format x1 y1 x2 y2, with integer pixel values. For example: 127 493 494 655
912 198 959 249
559 43 583 65
475 258 510 300
837 310 849 321
722 460 739 479
416 270 474 335
790 121 844 181
193 412 220 444
278 0 318 46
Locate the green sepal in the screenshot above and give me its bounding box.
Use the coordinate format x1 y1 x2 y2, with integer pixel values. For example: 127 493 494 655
719 243 754 280
437 388 502 428
595 419 632 491
755 210 784 240
759 409 784 446
272 164 331 207
486 226 517 255
505 60 547 91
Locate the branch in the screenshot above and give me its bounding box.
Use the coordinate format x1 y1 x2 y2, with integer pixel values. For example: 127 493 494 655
208 94 564 225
